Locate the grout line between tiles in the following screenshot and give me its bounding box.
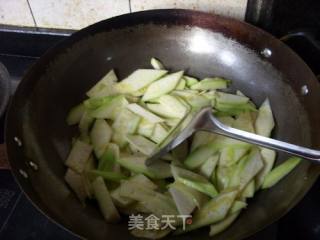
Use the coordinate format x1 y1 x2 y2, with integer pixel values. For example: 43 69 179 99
0 192 23 234
129 0 132 13
26 0 38 29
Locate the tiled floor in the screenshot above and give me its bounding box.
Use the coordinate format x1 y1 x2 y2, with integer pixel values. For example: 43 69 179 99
0 0 248 30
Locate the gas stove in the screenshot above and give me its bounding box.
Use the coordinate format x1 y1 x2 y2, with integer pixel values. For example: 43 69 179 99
0 16 319 240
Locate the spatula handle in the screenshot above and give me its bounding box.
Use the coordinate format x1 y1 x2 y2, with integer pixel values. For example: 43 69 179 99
205 113 320 162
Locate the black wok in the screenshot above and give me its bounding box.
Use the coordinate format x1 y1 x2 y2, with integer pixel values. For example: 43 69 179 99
5 9 320 240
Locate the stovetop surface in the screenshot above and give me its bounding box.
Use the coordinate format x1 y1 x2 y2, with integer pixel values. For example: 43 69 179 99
0 27 319 240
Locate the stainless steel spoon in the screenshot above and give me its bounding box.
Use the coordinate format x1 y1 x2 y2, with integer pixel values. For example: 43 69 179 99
146 107 320 165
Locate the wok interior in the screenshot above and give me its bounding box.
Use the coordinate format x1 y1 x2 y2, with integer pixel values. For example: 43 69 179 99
7 11 320 240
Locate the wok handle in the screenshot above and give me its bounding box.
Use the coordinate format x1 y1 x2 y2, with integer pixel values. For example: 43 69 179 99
280 30 320 51
0 144 10 169
202 112 320 163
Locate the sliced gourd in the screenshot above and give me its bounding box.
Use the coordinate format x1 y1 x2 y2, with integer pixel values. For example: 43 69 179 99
169 181 208 215
150 57 165 70
176 95 191 110
126 174 158 190
111 109 141 147
86 69 118 98
262 157 301 189
184 142 218 169
115 69 167 93
125 134 156 156
255 98 275 137
88 170 128 181
191 131 216 151
219 147 235 167
121 201 152 215
130 86 148 97
240 180 255 199
172 89 199 97
173 90 211 109
160 95 189 118
117 154 172 179
117 175 158 205
190 77 229 90
215 92 249 105
149 95 188 119
236 90 245 96
195 118 234 149
128 142 141 154
255 148 276 189
127 103 164 123
216 165 235 191
219 146 250 167
176 188 238 233
112 109 141 134
209 211 241 236
146 102 186 119
137 118 156 138
165 118 181 127
90 119 112 158
233 111 255 133
169 184 197 216
91 95 129 120
184 75 199 87
198 154 219 179
65 140 92 173
150 123 169 144
142 71 184 101
119 181 178 217
156 112 193 150
64 168 87 203
229 148 264 191
111 174 157 208
111 134 128 149
176 78 186 90
92 177 121 222
146 103 172 118
79 110 94 137
84 95 115 110
98 143 119 171
214 102 257 116
111 187 134 208
171 165 218 198
66 103 85 125
213 134 251 150
201 90 216 100
230 200 247 214
218 116 235 126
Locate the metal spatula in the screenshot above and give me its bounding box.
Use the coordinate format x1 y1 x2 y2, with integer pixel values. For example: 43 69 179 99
146 107 320 165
